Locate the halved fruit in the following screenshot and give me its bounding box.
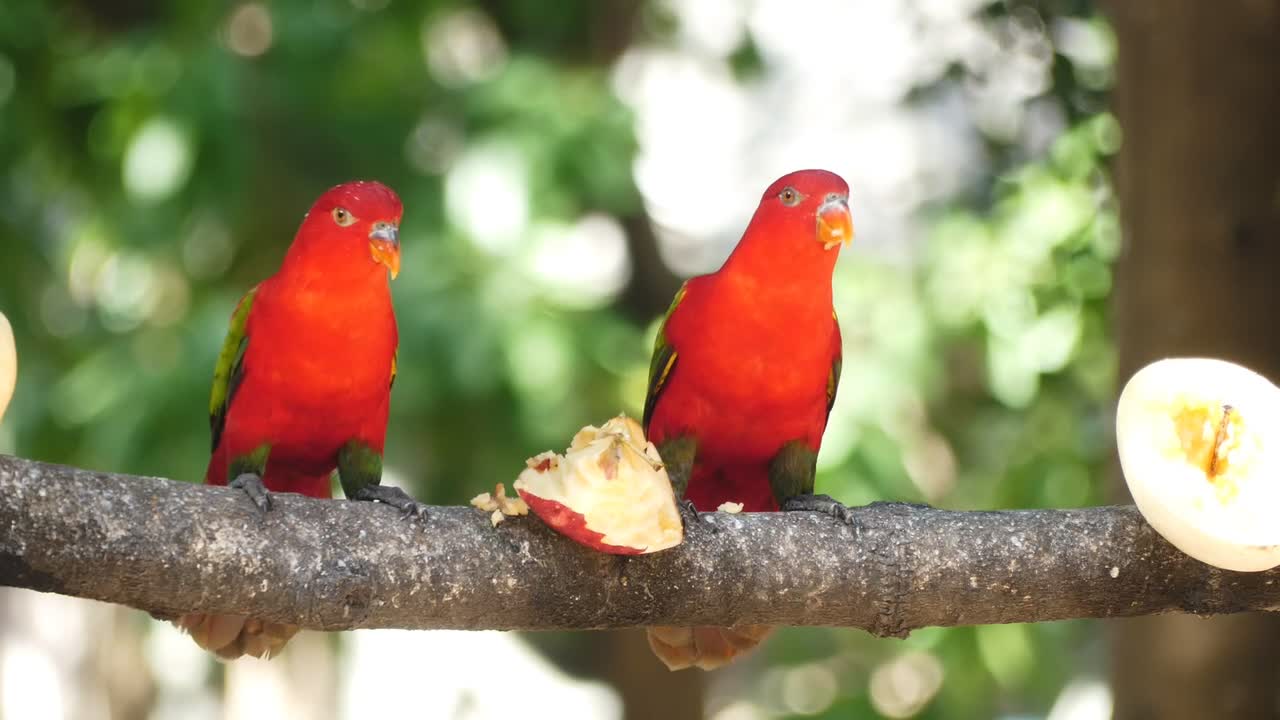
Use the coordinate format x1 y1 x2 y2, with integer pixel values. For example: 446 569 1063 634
1116 357 1280 571
514 414 683 555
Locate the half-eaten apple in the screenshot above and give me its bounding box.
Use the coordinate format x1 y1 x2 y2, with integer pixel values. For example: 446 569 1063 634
514 414 683 555
1116 357 1280 571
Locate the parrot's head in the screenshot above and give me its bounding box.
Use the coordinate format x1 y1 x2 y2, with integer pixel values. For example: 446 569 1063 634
722 169 853 281
756 169 853 254
300 180 404 279
747 167 855 254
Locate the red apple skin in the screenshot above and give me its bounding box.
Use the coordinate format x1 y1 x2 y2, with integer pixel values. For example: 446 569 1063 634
516 489 647 555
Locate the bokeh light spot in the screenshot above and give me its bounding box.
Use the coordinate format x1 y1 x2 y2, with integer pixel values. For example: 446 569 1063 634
225 4 273 58
122 117 194 203
780 663 839 715
1 641 64 720
422 9 507 87
869 650 945 718
405 116 464 176
528 214 631 309
976 623 1034 688
446 142 529 255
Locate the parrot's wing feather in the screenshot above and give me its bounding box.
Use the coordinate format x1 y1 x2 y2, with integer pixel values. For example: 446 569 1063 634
826 356 841 415
209 286 258 452
826 309 842 420
390 348 398 390
643 281 688 430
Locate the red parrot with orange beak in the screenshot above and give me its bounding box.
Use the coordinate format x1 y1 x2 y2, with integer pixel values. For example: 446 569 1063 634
643 169 856 670
179 180 424 659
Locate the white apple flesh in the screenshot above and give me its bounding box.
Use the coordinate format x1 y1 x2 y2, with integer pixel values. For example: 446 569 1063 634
1116 357 1280 571
514 415 683 555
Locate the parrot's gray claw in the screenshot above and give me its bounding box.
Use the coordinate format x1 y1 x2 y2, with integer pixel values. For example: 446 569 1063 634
353 485 429 522
783 493 855 525
230 473 272 512
678 498 718 533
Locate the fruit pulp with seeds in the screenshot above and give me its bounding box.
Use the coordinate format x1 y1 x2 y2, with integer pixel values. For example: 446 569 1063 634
1171 401 1246 505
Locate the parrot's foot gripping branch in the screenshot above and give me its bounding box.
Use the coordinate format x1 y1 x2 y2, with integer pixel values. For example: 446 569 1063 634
783 493 857 525
353 484 429 520
230 473 272 512
678 498 718 533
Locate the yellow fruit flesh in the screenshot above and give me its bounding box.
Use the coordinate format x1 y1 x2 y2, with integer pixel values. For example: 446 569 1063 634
1169 399 1251 505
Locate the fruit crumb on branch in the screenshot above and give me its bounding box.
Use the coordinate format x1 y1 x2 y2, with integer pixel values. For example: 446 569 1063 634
470 483 529 526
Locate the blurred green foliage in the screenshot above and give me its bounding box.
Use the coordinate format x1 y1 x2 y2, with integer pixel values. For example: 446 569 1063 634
0 0 645 495
0 0 1117 718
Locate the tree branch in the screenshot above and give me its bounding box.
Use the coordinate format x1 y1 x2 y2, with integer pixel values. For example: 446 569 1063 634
1 453 1276 635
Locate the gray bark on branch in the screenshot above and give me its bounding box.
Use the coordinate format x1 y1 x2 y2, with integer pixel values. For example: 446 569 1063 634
0 453 1276 635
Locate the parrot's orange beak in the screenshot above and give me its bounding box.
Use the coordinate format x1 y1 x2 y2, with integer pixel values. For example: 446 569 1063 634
817 197 854 251
369 222 401 279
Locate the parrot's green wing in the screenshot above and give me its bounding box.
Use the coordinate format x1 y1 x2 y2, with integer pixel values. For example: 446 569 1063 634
209 286 258 452
826 309 842 418
643 281 688 430
826 356 841 415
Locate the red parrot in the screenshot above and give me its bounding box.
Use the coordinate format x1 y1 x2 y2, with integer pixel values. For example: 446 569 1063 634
177 180 425 659
643 169 855 671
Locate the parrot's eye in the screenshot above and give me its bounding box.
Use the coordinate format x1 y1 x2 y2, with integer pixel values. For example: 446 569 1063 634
778 187 802 207
332 207 357 227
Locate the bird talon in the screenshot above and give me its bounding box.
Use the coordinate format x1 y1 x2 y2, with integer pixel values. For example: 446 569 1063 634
354 484 428 522
678 498 719 533
399 502 429 521
229 473 272 512
783 493 857 525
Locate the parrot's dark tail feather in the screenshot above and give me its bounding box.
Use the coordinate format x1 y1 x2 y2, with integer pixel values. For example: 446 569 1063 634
646 625 773 671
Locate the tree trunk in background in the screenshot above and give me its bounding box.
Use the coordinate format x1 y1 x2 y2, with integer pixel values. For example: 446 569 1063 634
602 630 704 720
1106 2 1280 718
